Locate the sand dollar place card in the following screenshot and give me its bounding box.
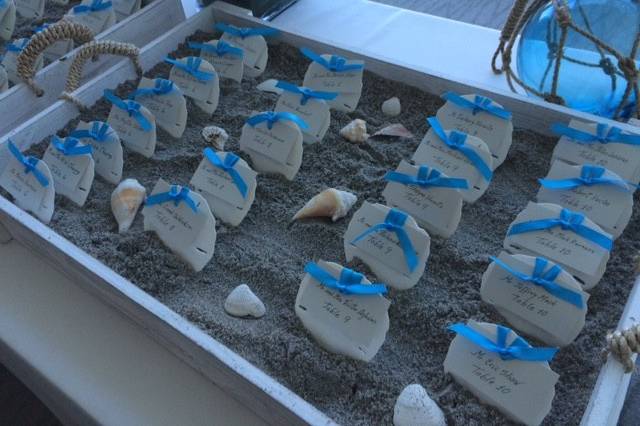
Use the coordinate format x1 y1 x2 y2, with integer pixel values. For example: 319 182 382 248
413 117 493 203
444 320 558 426
105 89 157 158
481 251 588 347
166 56 219 114
2 38 43 84
0 141 54 223
70 121 123 184
15 0 43 19
43 136 95 206
190 148 257 227
189 39 244 83
382 160 466 238
295 260 390 362
504 202 612 290
239 111 305 181
344 202 430 290
0 0 16 41
129 77 187 138
142 179 216 272
65 0 116 35
216 23 277 77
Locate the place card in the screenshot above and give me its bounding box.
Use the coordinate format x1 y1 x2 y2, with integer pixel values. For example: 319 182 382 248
504 202 612 290
382 160 465 238
444 320 559 426
239 111 305 181
69 120 123 184
344 202 430 290
481 251 588 347
65 0 116 35
15 0 44 19
217 23 277 77
2 38 43 84
537 160 634 238
301 47 364 113
35 24 73 62
0 141 55 223
142 179 216 272
190 39 244 83
190 149 257 227
0 66 7 92
130 77 187 138
552 119 640 184
105 90 157 158
436 92 513 167
43 136 95 206
111 0 140 21
0 0 16 41
295 260 390 362
166 56 219 114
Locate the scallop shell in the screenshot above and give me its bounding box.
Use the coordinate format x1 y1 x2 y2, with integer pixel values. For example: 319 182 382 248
202 125 229 151
393 384 446 426
293 188 357 222
224 284 266 318
256 79 283 95
382 97 401 116
340 119 369 143
372 124 414 139
111 178 146 233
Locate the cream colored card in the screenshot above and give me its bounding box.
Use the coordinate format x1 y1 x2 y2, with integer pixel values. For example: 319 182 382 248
71 121 123 184
132 77 187 139
344 201 430 290
112 0 140 21
274 90 330 144
65 1 116 35
504 202 611 290
195 39 244 83
481 251 588 347
190 149 257 227
167 56 219 114
302 52 364 112
0 0 16 41
536 160 633 238
2 38 43 84
15 0 44 19
220 32 268 77
295 260 390 362
106 98 157 158
42 137 94 206
444 320 559 426
142 179 216 272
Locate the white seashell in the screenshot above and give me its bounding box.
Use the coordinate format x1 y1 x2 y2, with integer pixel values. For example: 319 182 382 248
340 119 369 143
202 125 229 151
393 384 446 426
111 178 146 233
372 123 414 139
293 188 357 222
382 97 401 117
224 284 266 318
256 79 283 95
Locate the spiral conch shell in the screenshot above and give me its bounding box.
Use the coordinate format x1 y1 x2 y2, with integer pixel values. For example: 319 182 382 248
293 188 357 222
111 178 146 233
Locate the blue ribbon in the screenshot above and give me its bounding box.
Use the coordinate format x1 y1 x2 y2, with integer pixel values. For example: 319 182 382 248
188 40 243 58
69 121 112 142
6 39 28 52
129 78 175 99
304 262 387 295
203 148 248 199
448 323 558 362
73 0 112 13
52 136 93 156
300 47 364 72
275 80 338 106
164 57 214 82
103 90 152 132
539 164 635 192
441 91 512 120
552 122 640 145
145 185 198 213
7 141 49 187
508 207 613 251
246 111 308 130
351 208 419 272
385 165 469 190
215 23 278 39
35 24 50 34
490 256 584 309
428 117 493 182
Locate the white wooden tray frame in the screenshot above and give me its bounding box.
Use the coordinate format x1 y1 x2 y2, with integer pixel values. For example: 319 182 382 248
0 2 636 425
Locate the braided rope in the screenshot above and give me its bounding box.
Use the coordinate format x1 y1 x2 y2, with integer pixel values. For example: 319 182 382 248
16 21 94 97
607 324 639 373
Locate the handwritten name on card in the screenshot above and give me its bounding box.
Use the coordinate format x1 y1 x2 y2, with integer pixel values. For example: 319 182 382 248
219 31 268 77
132 77 187 139
107 100 156 158
0 1 16 41
274 89 331 144
167 56 219 114
42 137 94 206
194 40 244 83
71 121 123 185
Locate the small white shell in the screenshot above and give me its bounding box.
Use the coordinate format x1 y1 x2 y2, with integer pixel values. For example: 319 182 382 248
393 384 446 426
293 188 357 222
111 178 146 233
224 284 266 318
202 125 229 151
340 119 369 143
382 97 401 117
256 79 283 95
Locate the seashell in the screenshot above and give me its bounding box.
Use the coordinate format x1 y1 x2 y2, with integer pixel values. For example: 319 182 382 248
372 124 414 139
382 97 401 117
224 284 266 318
256 79 283 95
340 119 369 143
393 384 446 426
111 178 146 233
202 125 229 151
293 188 357 222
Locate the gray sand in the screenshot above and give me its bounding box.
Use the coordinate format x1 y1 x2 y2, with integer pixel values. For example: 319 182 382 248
19 32 640 425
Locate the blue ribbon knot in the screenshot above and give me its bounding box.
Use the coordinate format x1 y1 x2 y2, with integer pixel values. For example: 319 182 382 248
275 80 338 105
129 78 175 100
6 39 28 52
69 121 111 142
7 141 49 187
508 207 613 251
448 323 558 361
441 91 512 120
304 262 387 295
246 111 308 130
73 0 112 13
203 148 248 199
351 208 419 272
215 23 279 39
52 136 93 156
104 90 152 132
300 47 364 72
428 117 493 182
385 165 468 189
188 40 243 58
145 185 198 213
539 164 634 192
552 122 640 145
164 56 214 82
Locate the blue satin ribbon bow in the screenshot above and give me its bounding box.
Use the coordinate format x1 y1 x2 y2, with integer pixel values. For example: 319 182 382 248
215 23 279 39
203 148 248 199
6 39 28 52
508 207 613 251
189 40 243 58
441 91 512 120
69 121 112 142
275 81 338 105
145 185 198 213
7 141 49 187
304 262 387 295
164 56 214 82
103 90 152 132
428 117 493 182
552 122 640 145
351 208 419 272
490 256 584 308
129 78 175 99
73 0 112 13
448 323 558 361
246 111 308 130
539 164 634 192
52 136 93 156
300 47 364 72
385 165 469 190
